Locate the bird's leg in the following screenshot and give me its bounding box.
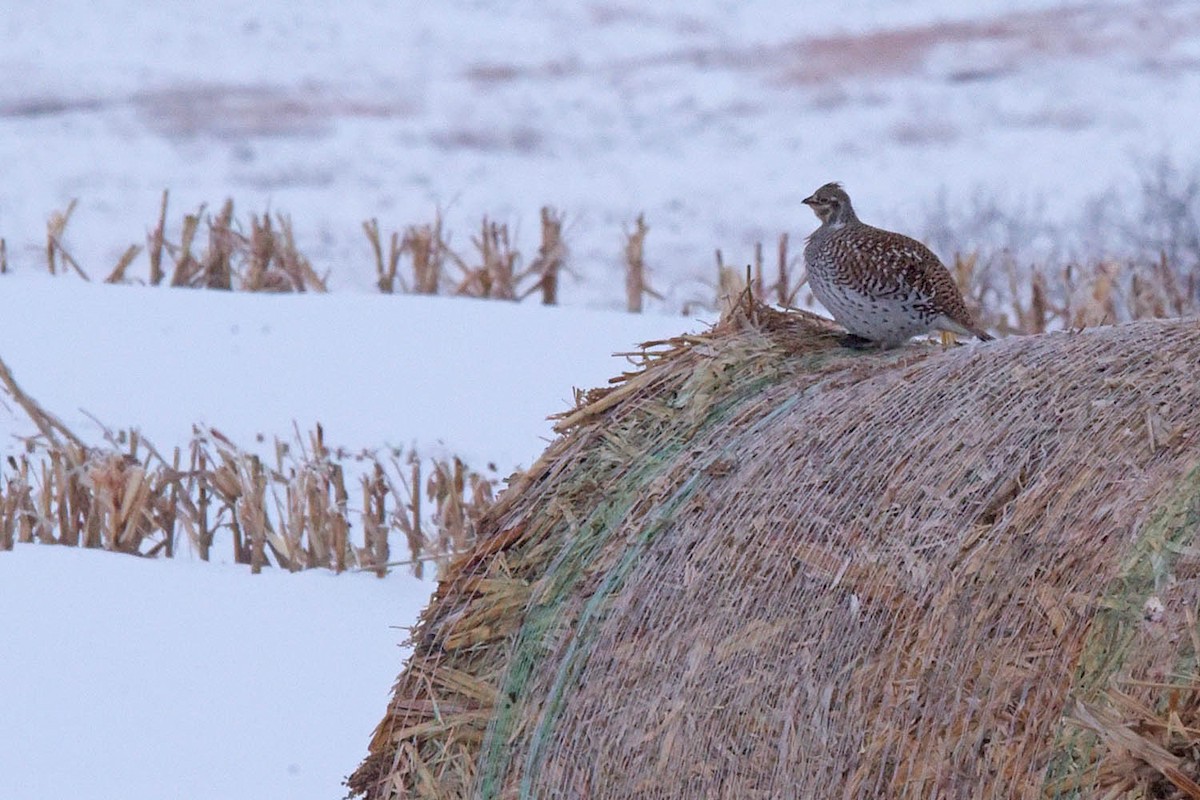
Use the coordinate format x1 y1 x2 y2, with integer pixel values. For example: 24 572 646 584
940 331 957 348
837 333 877 350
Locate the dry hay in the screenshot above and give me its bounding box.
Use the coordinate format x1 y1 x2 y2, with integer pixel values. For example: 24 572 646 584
349 297 1200 799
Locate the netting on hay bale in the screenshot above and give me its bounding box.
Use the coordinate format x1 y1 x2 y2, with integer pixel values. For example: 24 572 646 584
348 297 1200 800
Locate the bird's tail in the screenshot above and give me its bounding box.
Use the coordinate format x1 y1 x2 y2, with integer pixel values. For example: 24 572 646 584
937 315 994 342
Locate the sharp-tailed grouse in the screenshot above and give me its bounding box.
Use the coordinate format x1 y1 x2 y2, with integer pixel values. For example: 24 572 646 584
802 182 992 348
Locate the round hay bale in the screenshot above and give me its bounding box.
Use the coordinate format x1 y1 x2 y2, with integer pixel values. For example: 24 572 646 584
348 301 1200 799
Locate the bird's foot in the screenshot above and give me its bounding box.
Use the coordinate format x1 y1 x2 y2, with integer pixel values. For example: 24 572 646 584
837 333 877 350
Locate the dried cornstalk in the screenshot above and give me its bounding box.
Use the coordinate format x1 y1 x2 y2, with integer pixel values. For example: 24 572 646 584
625 214 648 313
460 219 518 299
363 464 390 577
715 249 747 316
195 445 212 560
22 457 43 545
365 218 404 293
0 356 87 452
169 206 205 286
45 199 89 279
409 459 423 573
148 189 169 285
520 206 566 305
265 214 328 292
243 213 275 291
105 245 143 284
1029 270 1048 334
243 455 268 574
1 457 36 549
404 218 444 295
753 241 765 300
203 200 236 290
428 458 464 555
623 213 663 313
159 448 181 558
775 233 790 306
332 464 349 573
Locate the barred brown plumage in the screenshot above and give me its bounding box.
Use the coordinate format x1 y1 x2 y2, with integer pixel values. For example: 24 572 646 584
802 182 993 348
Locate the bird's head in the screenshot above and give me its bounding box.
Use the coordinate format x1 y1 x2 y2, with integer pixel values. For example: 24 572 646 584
802 182 856 226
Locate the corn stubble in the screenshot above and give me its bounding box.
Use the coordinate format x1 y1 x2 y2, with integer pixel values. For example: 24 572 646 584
38 196 580 307
0 358 497 576
947 250 1200 337
363 206 567 303
6 194 1200 580
27 191 1200 322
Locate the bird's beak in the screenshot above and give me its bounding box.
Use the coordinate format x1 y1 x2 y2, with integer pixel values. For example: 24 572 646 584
801 195 816 206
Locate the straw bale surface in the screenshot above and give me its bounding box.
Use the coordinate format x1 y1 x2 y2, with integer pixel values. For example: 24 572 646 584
349 302 1200 800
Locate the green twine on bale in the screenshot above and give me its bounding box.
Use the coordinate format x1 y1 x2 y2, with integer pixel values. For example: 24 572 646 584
477 344 809 798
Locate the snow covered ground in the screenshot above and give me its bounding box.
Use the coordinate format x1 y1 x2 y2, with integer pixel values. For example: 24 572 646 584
2 1 1198 798
0 274 701 799
0 544 429 800
0 278 699 800
0 274 700 471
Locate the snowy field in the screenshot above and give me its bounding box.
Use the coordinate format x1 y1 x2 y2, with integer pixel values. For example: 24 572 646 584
0 545 431 800
0 275 698 471
0 277 698 799
2 1 1198 798
3 1 1199 307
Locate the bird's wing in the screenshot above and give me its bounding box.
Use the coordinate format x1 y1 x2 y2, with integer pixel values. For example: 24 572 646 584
849 227 976 323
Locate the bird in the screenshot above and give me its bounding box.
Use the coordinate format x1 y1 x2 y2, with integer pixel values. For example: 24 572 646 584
801 182 993 349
